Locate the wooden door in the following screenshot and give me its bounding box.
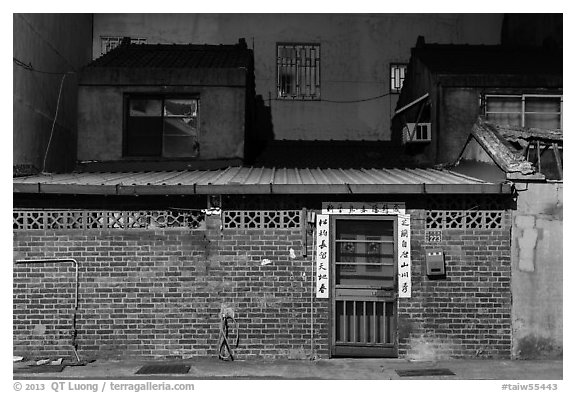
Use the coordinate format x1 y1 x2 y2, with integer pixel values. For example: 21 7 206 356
331 216 397 357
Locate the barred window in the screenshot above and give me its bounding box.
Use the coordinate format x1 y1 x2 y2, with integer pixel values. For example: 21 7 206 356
277 43 320 100
390 64 407 93
100 36 147 56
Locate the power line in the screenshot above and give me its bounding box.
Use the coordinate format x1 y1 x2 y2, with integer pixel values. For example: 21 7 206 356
267 91 393 104
13 57 75 75
42 73 68 174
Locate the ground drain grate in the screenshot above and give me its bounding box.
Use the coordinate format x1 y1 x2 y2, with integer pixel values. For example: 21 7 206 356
136 364 190 375
396 368 455 377
14 365 65 373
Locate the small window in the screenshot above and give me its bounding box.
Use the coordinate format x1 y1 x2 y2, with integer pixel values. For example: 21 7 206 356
390 64 407 93
125 96 199 158
485 94 562 130
276 43 320 100
101 36 147 56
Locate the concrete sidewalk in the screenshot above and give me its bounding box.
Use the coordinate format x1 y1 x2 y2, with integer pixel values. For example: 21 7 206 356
13 358 563 380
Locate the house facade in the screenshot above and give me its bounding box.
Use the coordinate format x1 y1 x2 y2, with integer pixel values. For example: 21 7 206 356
76 39 254 170
455 120 563 359
14 13 560 362
91 13 504 142
393 37 562 359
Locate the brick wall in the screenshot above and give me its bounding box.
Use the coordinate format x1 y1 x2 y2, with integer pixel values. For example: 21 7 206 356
398 209 512 359
13 215 329 360
13 206 511 360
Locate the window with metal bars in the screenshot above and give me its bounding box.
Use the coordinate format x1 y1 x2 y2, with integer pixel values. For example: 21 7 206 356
484 94 563 130
390 64 407 93
100 36 147 55
276 43 320 100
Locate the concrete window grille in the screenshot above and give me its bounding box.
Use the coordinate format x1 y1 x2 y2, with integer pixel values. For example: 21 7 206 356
13 210 205 230
425 195 506 230
222 210 302 229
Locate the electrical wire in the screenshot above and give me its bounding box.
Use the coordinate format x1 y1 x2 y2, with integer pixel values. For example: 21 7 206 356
320 92 393 103
13 57 76 75
267 91 394 104
42 73 68 173
14 56 76 173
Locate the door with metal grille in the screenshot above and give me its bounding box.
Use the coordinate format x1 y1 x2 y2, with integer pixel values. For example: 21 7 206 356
331 216 397 357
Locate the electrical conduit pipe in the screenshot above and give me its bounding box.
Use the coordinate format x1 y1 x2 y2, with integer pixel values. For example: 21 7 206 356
15 258 81 362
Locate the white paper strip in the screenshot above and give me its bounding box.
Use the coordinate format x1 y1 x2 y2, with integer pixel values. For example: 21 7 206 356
315 214 329 298
322 202 405 215
397 213 411 298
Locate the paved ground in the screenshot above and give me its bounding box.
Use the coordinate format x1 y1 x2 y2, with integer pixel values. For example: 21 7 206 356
13 357 563 380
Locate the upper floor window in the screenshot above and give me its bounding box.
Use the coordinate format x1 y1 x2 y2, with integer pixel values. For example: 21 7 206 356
485 94 562 130
390 63 407 93
125 96 199 158
101 36 147 56
276 43 320 100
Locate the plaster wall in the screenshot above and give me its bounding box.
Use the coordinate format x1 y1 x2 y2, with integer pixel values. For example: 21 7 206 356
77 84 246 161
92 14 503 141
439 88 481 164
511 182 562 359
13 14 93 174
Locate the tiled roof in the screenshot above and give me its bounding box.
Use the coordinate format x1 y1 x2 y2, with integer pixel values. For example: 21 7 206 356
251 140 421 168
13 167 510 195
87 41 252 69
413 43 562 75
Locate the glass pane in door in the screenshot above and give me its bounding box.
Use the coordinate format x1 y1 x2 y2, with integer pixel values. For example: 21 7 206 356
335 220 394 287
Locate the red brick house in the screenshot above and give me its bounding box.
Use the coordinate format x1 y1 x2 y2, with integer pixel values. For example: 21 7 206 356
14 40 515 361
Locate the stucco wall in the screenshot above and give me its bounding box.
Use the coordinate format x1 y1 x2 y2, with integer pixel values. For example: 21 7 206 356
92 14 503 141
77 84 246 162
439 88 481 164
511 182 562 359
13 14 93 174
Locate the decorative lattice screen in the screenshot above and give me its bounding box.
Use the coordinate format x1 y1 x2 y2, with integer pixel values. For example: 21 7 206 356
425 210 504 229
222 210 302 229
13 210 205 231
425 195 506 230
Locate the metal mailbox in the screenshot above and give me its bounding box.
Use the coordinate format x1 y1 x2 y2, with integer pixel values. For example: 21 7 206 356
425 249 445 276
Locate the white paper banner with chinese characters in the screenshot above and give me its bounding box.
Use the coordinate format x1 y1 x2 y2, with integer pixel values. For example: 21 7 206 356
315 214 330 298
397 213 411 298
318 202 412 299
322 202 405 215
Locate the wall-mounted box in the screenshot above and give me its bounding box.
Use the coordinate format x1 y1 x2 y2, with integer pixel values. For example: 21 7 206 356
425 249 445 276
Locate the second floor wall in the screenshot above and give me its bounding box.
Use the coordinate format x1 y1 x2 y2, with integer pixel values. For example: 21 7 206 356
92 13 504 141
13 13 93 174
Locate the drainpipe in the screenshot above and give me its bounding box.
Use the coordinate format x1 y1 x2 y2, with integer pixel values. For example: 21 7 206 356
15 258 81 362
310 225 316 360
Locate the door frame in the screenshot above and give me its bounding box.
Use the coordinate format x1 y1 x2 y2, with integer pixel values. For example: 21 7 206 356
329 214 399 358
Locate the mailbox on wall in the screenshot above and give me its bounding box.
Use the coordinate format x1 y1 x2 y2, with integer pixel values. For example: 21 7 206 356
425 249 445 276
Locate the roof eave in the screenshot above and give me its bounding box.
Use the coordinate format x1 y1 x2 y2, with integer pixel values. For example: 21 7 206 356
13 182 512 195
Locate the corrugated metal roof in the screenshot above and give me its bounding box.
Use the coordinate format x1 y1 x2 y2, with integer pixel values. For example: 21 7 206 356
14 167 511 195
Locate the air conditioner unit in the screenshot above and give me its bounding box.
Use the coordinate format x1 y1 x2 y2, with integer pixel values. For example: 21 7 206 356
403 122 431 143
